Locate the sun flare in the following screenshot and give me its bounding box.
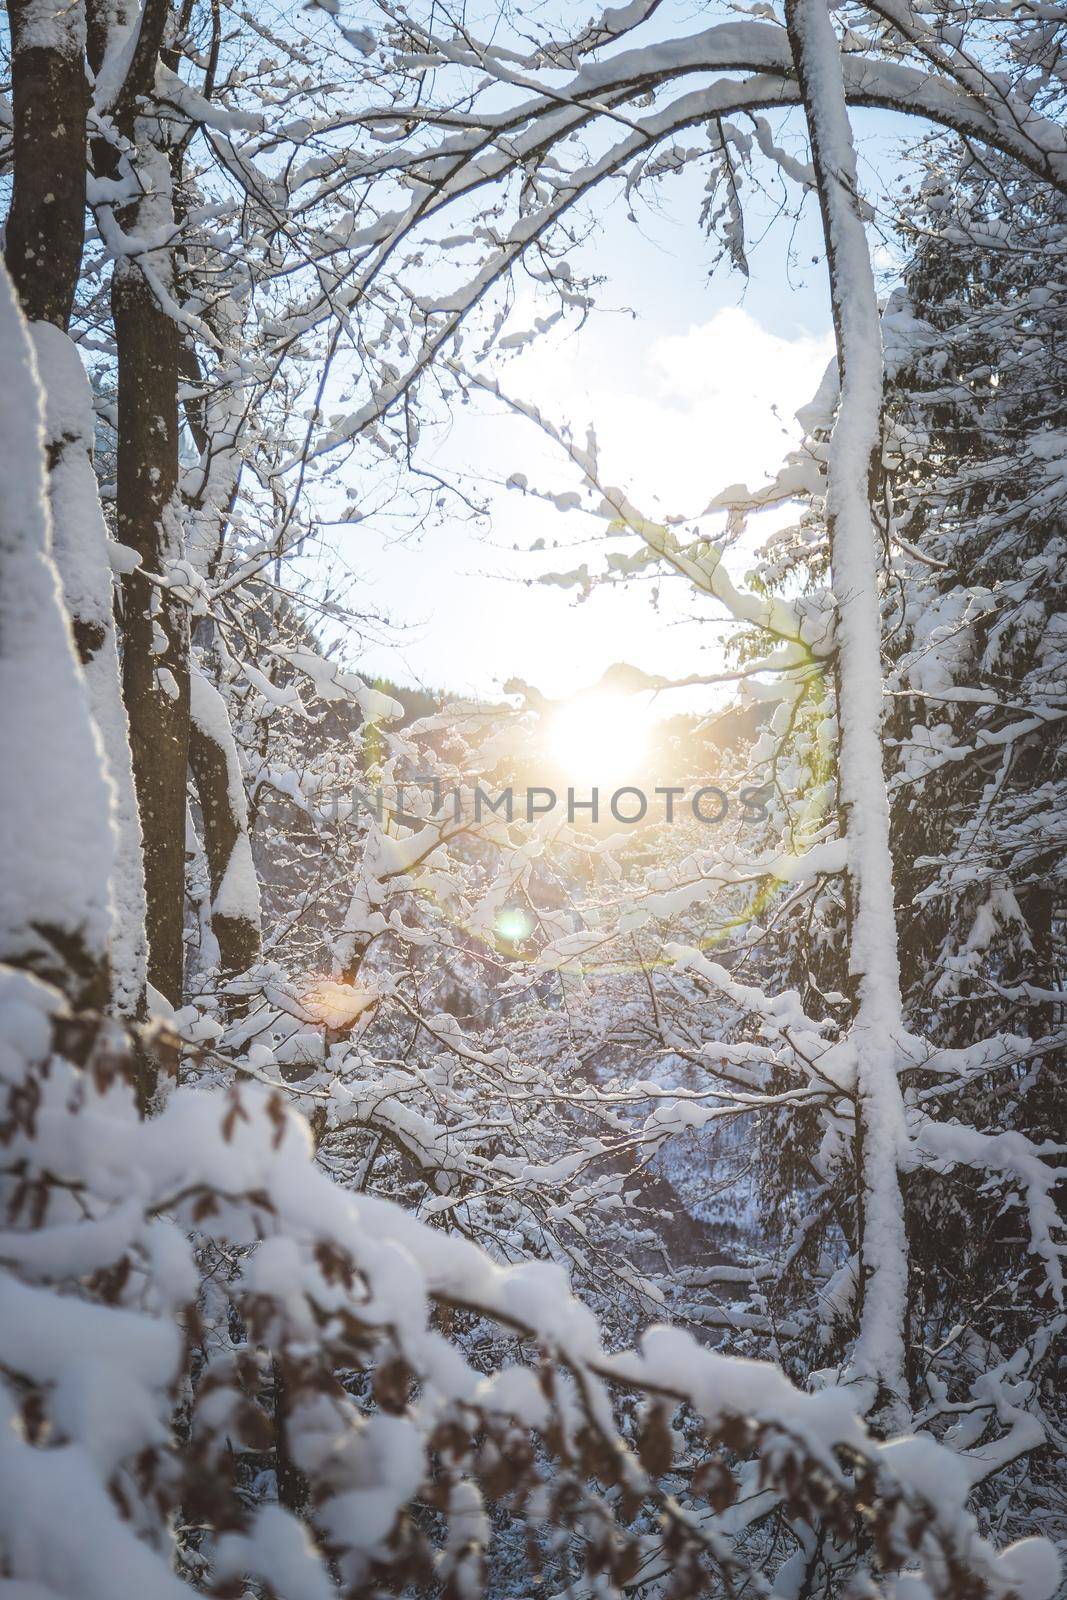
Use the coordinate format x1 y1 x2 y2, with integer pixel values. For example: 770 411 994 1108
543 690 652 788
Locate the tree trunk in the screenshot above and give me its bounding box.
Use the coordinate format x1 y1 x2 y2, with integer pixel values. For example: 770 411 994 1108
3 0 87 331
84 0 193 1019
114 243 189 1008
181 324 261 982
4 0 149 1023
32 327 150 1021
786 0 910 1424
189 668 261 979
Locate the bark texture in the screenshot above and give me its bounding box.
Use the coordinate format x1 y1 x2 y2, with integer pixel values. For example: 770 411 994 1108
114 252 189 1007
4 0 88 330
97 0 188 1010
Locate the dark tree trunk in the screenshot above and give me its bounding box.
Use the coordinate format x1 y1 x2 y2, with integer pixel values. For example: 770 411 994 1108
93 0 190 1012
3 0 87 330
114 258 189 1007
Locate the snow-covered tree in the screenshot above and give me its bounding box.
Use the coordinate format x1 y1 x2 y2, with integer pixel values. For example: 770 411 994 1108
1 0 1064 1594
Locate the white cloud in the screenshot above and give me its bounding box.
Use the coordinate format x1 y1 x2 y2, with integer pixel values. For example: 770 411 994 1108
651 307 832 408
355 308 835 697
497 306 833 519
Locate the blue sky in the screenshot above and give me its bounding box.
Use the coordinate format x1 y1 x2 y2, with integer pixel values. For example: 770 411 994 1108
323 39 917 705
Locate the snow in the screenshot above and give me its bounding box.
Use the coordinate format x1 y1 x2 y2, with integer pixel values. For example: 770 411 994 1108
0 264 115 992
10 0 84 53
911 1118 1064 1305
877 1434 970 1512
214 1508 334 1600
0 1446 193 1600
1 949 1061 1596
275 648 404 721
302 979 378 1028
29 322 147 1015
788 0 909 1412
0 1276 180 1394
190 668 262 931
994 1538 1063 1600
1 6 1064 1592
317 1415 425 1558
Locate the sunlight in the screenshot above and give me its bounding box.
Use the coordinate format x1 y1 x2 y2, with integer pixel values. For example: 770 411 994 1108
543 689 652 788
495 906 533 944
303 980 378 1029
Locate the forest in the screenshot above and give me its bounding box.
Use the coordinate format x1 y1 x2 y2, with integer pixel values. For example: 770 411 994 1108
0 0 1064 1595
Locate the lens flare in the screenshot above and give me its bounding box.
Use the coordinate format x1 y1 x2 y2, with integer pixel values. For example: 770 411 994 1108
496 906 533 943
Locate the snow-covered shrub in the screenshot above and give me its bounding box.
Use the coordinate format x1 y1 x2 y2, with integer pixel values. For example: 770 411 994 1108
1 970 1060 1599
